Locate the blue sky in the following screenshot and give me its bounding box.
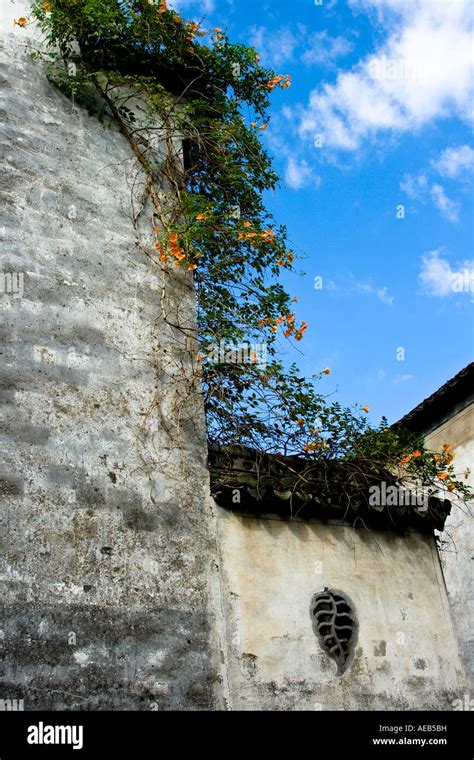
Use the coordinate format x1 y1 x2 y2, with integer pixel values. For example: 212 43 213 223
172 0 474 424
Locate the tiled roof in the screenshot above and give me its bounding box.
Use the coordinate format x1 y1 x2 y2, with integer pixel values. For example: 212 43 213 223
208 446 452 532
396 363 474 434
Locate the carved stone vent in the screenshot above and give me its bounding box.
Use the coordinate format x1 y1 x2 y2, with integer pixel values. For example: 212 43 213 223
311 588 358 675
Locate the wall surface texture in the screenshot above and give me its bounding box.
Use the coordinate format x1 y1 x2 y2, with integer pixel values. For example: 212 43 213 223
0 31 223 710
0 28 468 712
428 403 474 694
214 510 467 710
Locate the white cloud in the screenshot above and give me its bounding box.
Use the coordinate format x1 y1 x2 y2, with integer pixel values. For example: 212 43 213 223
266 121 322 191
419 249 474 296
400 172 460 222
284 157 320 190
352 0 425 18
377 286 394 305
354 282 374 293
357 282 394 304
169 0 215 12
248 25 299 66
400 143 474 221
298 0 474 151
393 374 415 384
301 31 354 67
431 144 474 178
419 249 454 296
248 24 353 69
430 183 460 223
400 172 428 199
329 276 394 303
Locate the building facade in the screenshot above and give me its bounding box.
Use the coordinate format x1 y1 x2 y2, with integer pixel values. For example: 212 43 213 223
399 363 474 696
0 18 470 710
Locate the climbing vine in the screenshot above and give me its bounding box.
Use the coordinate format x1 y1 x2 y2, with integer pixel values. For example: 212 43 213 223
25 0 472 509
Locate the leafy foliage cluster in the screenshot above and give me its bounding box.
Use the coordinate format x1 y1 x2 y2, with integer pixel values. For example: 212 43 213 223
26 0 472 507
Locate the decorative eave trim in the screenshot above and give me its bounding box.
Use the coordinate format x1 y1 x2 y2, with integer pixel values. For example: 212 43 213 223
208 445 452 533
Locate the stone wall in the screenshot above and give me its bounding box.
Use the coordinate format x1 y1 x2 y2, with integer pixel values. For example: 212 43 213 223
214 510 467 710
0 21 469 713
0 31 222 710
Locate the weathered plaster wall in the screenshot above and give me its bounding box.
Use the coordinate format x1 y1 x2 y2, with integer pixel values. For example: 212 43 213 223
0 20 469 714
0 32 222 709
427 403 474 693
214 510 467 710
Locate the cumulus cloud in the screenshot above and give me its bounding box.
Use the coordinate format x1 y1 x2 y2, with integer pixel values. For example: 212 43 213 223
298 0 473 151
284 157 320 190
419 249 474 296
431 144 474 178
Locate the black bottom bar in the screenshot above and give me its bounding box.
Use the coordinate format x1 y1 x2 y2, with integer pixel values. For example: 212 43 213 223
0 710 472 758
